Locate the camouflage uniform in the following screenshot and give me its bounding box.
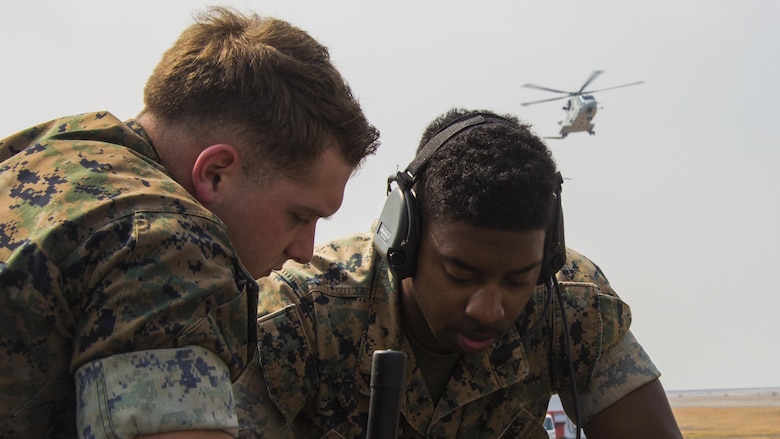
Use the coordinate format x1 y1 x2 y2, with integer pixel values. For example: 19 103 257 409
0 112 258 438
234 232 660 438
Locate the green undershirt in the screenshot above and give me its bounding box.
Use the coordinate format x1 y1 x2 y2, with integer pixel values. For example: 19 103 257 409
402 318 462 405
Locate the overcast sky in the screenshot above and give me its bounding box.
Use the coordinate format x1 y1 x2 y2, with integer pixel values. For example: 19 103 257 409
2 0 778 392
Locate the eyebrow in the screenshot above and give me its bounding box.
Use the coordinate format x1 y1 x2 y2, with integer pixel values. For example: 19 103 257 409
441 254 542 274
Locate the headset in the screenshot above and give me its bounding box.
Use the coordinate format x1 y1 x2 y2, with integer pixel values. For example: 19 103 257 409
373 113 566 283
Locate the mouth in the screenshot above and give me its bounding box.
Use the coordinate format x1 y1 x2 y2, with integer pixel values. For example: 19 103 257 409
258 264 282 279
455 332 497 354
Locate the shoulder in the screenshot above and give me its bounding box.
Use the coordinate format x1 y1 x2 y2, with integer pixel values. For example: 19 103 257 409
262 232 380 303
557 248 613 291
301 232 378 285
553 249 661 422
255 231 381 348
554 247 630 334
0 114 238 257
2 111 223 239
556 247 630 335
1 112 154 159
548 248 637 384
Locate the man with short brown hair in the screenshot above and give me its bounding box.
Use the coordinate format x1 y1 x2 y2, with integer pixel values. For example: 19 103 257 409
0 7 378 438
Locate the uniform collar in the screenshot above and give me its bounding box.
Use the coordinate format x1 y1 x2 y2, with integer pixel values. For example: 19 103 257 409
124 118 163 165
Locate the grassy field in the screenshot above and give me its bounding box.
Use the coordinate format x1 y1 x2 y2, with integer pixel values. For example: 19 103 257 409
673 406 780 438
669 388 780 439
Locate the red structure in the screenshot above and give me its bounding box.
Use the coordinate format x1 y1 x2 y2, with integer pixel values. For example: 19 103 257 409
547 394 585 438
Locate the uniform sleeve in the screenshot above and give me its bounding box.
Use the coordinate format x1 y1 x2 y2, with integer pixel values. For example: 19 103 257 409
67 212 257 437
555 250 660 425
75 346 237 437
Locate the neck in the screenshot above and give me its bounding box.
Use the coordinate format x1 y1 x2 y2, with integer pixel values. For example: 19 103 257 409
136 112 198 195
400 278 449 355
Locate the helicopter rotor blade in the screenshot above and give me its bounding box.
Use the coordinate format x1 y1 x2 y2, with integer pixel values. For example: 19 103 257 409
520 95 570 106
578 70 604 94
583 80 644 94
521 83 572 95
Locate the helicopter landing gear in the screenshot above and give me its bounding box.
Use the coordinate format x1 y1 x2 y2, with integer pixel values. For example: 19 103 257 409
588 130 595 136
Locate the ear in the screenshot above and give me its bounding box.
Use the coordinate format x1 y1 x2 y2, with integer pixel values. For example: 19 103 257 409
191 144 241 204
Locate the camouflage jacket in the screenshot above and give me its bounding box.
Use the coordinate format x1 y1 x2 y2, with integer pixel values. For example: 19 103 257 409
234 232 659 438
0 112 258 438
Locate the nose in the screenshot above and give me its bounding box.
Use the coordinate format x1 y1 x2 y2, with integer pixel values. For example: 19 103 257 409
285 223 316 265
464 285 505 327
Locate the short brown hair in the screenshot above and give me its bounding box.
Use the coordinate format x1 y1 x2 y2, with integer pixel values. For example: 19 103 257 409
143 6 379 181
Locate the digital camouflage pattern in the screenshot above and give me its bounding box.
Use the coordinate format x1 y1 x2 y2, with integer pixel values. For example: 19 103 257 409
76 346 236 438
0 112 258 438
234 232 660 438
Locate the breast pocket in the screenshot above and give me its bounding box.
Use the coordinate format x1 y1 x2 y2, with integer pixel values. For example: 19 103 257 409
499 410 550 439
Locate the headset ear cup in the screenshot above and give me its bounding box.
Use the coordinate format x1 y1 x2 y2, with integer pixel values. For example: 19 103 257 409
373 186 420 279
397 188 420 278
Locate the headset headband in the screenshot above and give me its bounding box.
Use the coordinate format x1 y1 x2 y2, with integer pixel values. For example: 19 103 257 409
390 114 515 192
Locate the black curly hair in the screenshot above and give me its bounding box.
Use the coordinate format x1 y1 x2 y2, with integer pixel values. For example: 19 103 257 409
414 108 558 231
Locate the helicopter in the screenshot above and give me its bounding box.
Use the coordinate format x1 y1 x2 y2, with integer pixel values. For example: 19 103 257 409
520 70 643 138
